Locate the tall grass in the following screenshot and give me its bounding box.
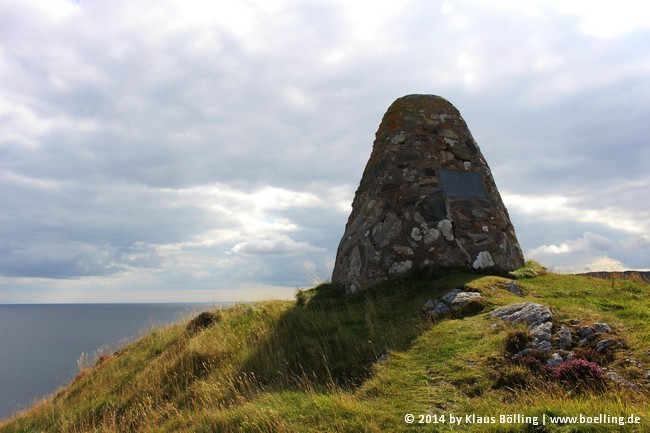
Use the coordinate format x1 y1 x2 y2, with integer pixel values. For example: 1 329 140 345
2 272 648 433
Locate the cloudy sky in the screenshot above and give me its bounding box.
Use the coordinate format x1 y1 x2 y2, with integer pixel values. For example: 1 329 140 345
1 0 649 303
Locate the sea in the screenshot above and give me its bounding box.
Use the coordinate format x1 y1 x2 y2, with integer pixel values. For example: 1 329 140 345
0 303 218 421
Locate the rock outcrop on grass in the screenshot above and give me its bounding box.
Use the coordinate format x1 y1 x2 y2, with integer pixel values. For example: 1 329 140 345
491 302 552 328
491 302 553 351
491 303 625 358
423 288 484 320
490 301 643 389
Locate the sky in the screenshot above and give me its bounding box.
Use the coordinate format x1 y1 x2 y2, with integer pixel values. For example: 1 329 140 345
1 0 649 303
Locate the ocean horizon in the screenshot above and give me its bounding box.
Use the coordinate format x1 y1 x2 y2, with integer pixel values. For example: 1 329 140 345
0 302 224 421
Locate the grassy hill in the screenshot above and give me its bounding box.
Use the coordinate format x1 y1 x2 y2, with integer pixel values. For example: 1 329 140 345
2 264 649 432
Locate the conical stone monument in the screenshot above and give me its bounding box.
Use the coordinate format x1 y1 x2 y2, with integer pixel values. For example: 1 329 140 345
332 95 525 293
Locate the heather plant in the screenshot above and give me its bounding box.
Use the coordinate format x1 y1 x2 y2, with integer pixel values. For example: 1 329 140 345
516 355 545 374
572 346 613 365
553 358 606 391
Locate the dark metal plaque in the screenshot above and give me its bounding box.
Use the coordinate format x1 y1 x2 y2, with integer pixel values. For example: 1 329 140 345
439 169 487 199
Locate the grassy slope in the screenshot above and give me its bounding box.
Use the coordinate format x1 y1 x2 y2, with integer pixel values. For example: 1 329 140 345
2 271 649 433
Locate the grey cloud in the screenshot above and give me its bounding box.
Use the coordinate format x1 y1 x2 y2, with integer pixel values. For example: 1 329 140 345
1 0 649 300
0 175 234 278
0 239 162 279
1 177 221 244
623 236 650 250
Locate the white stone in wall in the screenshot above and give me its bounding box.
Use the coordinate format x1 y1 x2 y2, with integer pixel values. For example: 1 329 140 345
423 227 440 244
389 260 413 275
349 246 362 276
411 227 422 241
438 219 454 241
473 251 495 269
391 133 406 144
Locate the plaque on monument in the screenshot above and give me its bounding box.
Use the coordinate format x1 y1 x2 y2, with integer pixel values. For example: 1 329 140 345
439 169 487 199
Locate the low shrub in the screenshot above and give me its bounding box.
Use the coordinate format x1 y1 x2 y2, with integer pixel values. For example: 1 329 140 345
504 329 532 355
516 356 544 373
572 347 613 365
493 366 531 389
513 349 554 377
94 354 112 368
553 358 605 391
456 298 485 317
295 289 308 307
186 311 221 333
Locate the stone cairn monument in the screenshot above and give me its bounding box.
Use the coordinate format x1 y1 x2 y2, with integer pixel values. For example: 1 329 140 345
332 94 525 293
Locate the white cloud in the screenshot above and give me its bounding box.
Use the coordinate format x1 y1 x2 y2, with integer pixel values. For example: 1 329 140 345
480 0 650 38
503 193 649 235
526 231 650 273
20 0 80 21
528 232 614 257
333 0 410 44
231 234 325 256
441 2 454 16
547 0 650 38
550 256 629 274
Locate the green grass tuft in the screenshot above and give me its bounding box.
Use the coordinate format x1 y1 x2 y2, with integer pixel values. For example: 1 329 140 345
508 260 548 279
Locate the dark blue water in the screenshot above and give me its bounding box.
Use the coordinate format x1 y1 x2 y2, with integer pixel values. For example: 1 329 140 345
0 303 217 421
